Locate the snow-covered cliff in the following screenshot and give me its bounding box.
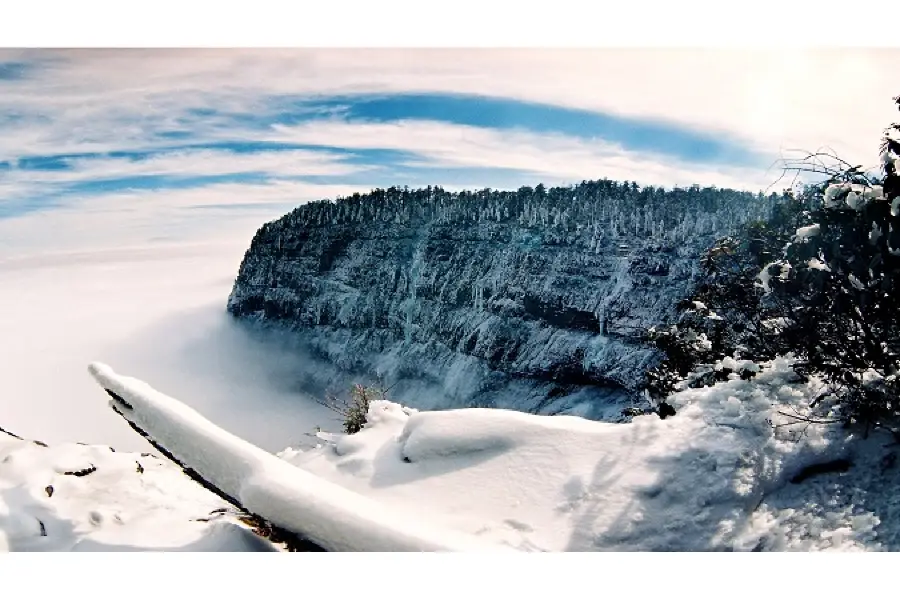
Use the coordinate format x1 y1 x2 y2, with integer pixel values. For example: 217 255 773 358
227 180 782 417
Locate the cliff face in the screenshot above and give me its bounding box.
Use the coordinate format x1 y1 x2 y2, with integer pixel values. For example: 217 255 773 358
227 181 781 418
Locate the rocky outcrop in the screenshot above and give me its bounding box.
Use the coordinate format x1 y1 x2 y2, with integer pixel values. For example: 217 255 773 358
227 181 781 418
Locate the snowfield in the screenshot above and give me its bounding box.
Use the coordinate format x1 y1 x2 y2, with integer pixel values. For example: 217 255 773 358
0 431 278 551
3 356 899 551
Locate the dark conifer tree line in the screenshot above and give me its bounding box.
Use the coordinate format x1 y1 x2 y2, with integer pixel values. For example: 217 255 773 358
258 179 783 250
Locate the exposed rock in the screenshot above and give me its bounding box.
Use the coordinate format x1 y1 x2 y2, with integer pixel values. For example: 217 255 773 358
63 465 97 477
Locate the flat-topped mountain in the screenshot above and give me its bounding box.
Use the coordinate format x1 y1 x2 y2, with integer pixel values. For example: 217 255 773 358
227 180 782 418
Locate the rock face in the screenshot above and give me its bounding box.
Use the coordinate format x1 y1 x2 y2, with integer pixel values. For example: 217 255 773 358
227 181 781 418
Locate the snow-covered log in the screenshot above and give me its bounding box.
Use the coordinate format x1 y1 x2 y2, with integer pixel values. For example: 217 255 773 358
87 362 513 553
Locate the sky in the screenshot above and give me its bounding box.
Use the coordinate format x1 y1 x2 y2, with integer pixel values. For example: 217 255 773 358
1 48 898 255
0 48 898 449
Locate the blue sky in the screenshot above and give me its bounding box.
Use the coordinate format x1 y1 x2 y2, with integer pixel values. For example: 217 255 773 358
0 49 896 252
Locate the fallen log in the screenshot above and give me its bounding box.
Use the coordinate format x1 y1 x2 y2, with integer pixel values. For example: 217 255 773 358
102 387 324 552
88 362 512 553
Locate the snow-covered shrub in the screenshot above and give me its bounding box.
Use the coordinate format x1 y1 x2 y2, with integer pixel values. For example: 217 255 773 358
317 384 387 435
643 197 805 402
646 94 900 436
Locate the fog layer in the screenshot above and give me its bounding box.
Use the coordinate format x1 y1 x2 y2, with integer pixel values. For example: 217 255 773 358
0 241 339 453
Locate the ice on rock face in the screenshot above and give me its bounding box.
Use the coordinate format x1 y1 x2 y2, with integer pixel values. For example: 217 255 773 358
870 223 883 245
226 184 783 415
808 258 831 271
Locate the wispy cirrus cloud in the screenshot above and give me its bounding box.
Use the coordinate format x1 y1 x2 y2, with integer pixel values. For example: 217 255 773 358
287 93 764 167
0 180 373 258
0 48 897 255
264 118 772 190
0 61 31 81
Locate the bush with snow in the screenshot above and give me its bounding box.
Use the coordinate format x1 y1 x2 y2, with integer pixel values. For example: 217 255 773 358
644 94 900 437
758 106 900 433
316 383 389 435
643 197 805 403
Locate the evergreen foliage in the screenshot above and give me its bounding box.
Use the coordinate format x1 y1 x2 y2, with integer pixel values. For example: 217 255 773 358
254 179 783 251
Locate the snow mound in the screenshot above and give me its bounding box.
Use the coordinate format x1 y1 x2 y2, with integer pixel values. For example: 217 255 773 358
283 357 893 551
398 408 577 462
87 363 511 552
0 433 276 551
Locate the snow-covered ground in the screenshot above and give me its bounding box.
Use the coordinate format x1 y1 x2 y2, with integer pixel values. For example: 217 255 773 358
0 429 279 551
282 356 894 551
2 355 886 552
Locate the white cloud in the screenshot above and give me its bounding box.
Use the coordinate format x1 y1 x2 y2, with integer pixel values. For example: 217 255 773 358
1 48 895 168
1 48 896 259
63 148 364 180
0 148 367 199
267 119 773 191
0 117 784 261
0 180 371 257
